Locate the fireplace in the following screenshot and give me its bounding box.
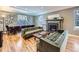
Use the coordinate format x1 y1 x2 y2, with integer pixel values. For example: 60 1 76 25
47 23 58 32
46 18 64 32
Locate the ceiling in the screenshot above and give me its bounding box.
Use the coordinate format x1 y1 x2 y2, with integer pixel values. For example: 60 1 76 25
12 6 75 16
0 6 76 16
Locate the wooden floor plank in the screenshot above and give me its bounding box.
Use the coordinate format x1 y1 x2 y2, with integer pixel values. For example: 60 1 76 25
2 33 37 52
65 34 79 52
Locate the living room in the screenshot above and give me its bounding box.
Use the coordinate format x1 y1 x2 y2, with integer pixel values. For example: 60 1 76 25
0 6 79 52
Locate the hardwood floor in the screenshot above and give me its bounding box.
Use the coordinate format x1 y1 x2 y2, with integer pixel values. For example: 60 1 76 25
2 33 37 52
0 33 79 52
0 48 2 52
65 34 79 52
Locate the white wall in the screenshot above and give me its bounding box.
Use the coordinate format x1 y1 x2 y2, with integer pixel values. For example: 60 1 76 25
35 15 46 30
34 7 79 35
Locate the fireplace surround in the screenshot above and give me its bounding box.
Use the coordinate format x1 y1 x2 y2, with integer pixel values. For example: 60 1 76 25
46 18 64 32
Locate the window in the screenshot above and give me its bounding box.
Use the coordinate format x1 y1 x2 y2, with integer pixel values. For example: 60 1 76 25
75 9 79 29
17 15 34 26
75 10 79 26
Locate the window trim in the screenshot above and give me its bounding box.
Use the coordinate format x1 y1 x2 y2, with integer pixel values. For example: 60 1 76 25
74 9 79 30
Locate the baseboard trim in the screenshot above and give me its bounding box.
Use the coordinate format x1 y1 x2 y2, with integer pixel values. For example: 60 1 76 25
69 34 79 37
